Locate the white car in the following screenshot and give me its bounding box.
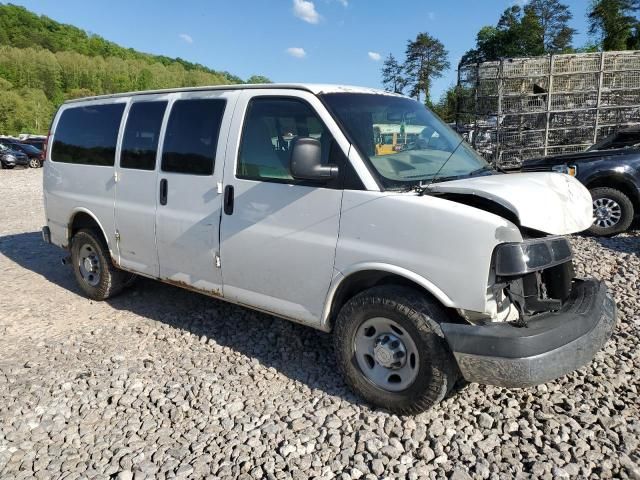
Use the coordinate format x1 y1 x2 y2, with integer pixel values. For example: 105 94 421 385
42 84 616 414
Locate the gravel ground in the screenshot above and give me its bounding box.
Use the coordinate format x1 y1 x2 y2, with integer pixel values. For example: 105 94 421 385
0 167 639 480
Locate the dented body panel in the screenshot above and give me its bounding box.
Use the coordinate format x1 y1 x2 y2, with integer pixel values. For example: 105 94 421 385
330 190 523 320
427 172 593 235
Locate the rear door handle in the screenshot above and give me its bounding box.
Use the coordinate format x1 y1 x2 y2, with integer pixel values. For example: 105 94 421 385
224 185 234 215
159 178 168 205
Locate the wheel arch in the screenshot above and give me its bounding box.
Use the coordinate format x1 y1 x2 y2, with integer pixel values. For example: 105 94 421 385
584 173 640 213
68 209 114 256
321 264 455 332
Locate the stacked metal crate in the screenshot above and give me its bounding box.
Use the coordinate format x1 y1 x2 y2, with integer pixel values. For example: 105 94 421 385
456 50 640 169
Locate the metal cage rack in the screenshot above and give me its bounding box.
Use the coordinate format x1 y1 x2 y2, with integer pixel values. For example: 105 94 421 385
456 50 640 169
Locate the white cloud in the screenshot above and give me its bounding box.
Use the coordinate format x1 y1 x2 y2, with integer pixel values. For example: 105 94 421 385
178 33 193 44
293 0 321 24
368 51 382 62
286 47 307 58
427 11 435 20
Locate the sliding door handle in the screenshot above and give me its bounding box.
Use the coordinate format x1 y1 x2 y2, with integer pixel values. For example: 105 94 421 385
224 185 234 215
159 178 168 205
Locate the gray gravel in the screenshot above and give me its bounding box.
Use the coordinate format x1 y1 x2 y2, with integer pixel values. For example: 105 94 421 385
1 168 639 479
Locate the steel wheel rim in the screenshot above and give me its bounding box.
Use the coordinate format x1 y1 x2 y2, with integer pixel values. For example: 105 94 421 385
354 317 420 392
593 198 622 228
78 244 101 287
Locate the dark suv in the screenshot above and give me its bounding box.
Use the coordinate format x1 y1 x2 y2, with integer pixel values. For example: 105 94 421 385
522 127 640 236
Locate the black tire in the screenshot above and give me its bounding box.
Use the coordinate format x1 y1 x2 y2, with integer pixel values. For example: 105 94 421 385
70 229 134 300
588 187 634 236
3 165 14 169
333 285 459 415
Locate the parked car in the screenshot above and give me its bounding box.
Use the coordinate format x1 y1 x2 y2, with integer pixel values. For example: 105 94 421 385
0 143 29 169
42 84 616 414
522 127 640 236
0 138 43 168
21 137 46 152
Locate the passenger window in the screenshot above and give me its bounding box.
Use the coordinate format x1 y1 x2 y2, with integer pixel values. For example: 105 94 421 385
237 98 335 182
161 99 225 175
121 101 167 170
52 103 125 166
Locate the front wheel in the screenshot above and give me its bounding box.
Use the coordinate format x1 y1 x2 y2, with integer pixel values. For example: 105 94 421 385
71 229 134 300
333 285 459 415
588 187 634 236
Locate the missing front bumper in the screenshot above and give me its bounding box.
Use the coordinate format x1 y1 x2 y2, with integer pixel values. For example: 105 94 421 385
441 279 616 388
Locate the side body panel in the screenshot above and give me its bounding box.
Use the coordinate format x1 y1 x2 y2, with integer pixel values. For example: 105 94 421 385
154 90 240 295
113 94 171 277
331 190 523 324
43 99 127 254
219 89 347 325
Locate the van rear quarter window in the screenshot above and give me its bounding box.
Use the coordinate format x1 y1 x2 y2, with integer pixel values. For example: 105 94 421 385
52 103 125 166
161 99 226 175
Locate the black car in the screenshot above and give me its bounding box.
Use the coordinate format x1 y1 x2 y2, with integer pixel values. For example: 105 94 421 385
0 143 29 169
0 138 43 168
522 127 640 236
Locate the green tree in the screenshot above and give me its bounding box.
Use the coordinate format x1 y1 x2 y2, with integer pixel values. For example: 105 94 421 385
19 87 54 133
405 33 450 104
381 54 407 94
526 0 576 52
0 90 22 134
431 86 458 123
588 0 640 50
462 2 576 64
246 75 272 84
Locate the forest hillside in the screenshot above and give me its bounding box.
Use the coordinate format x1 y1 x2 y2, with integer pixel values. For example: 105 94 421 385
0 4 266 135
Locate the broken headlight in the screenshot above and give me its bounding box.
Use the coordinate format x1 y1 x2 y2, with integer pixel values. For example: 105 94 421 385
494 237 572 276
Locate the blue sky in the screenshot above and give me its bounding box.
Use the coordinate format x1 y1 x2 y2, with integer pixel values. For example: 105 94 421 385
14 0 593 100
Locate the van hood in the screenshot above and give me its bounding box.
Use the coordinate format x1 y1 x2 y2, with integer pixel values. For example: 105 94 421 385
426 172 593 235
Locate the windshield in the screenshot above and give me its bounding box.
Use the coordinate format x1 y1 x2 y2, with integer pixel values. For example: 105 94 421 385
321 93 489 189
588 130 640 152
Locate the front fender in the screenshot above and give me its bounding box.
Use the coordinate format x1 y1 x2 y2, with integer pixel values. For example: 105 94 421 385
320 263 456 331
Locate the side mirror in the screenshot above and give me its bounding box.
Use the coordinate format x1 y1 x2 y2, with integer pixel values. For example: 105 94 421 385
290 137 339 181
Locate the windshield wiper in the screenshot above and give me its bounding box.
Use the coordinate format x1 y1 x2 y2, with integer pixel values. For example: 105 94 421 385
411 164 494 195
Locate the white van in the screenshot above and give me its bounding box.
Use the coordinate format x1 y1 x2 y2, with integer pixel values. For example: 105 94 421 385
42 84 616 414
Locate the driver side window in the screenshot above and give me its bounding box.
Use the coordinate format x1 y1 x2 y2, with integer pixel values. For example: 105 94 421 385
237 97 332 182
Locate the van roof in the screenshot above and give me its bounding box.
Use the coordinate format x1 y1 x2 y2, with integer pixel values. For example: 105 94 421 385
63 83 401 104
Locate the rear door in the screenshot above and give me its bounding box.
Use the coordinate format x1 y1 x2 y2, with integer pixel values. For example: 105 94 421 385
155 90 238 295
114 97 168 277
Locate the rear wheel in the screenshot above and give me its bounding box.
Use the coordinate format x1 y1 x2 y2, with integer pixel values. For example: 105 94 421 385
333 285 459 414
28 157 41 168
588 187 634 236
71 229 134 300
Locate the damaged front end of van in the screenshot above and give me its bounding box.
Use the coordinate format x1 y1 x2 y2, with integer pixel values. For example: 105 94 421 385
427 172 617 388
324 91 617 390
